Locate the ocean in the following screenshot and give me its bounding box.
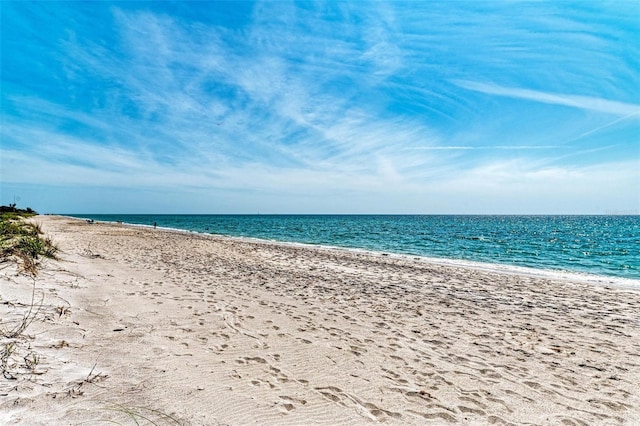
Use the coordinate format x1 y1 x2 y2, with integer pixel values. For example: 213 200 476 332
68 215 639 281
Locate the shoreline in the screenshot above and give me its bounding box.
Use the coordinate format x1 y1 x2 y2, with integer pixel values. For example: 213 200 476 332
60 214 640 290
2 215 639 424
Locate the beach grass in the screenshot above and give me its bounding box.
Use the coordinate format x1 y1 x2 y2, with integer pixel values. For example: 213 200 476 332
0 211 52 382
1 211 58 275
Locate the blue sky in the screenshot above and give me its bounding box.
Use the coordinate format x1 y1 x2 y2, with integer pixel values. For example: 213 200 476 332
1 1 639 214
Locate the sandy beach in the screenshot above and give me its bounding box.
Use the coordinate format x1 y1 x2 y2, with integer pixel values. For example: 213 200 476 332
1 215 639 425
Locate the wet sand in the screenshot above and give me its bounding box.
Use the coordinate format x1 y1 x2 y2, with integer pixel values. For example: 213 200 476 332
1 215 639 425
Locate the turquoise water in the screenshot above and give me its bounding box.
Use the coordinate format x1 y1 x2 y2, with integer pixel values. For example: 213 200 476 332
68 215 640 280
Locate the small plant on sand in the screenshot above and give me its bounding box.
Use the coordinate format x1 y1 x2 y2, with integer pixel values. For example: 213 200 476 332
0 341 16 379
0 278 44 380
105 404 184 425
77 403 184 425
64 360 110 398
0 279 43 339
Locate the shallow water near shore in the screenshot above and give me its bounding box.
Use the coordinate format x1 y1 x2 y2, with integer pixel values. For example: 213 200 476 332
67 214 640 280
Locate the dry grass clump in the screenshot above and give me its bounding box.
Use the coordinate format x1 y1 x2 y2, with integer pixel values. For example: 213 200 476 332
1 212 58 275
0 279 42 339
0 278 44 380
87 403 183 425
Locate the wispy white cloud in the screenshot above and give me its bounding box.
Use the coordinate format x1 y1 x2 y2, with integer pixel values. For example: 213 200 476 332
406 146 558 151
453 80 640 117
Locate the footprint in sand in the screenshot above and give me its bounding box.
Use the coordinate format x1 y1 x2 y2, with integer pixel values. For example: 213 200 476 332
277 395 308 413
244 356 267 364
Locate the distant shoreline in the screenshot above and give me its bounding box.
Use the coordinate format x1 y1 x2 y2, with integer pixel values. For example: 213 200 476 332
56 214 640 290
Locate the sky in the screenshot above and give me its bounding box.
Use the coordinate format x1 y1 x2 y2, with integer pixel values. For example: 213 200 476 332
1 1 639 214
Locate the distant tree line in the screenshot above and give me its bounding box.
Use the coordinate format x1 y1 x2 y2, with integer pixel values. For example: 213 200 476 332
0 204 37 215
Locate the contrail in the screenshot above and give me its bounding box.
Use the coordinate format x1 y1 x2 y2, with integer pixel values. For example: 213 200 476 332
564 112 639 145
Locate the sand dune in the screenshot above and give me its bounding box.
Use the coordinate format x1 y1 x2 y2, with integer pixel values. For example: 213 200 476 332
1 216 639 425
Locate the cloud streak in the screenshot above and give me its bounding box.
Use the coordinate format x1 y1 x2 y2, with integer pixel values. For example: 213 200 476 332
453 80 640 117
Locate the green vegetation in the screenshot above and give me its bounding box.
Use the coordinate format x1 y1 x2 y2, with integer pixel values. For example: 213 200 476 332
0 206 57 275
1 206 49 383
0 203 36 215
